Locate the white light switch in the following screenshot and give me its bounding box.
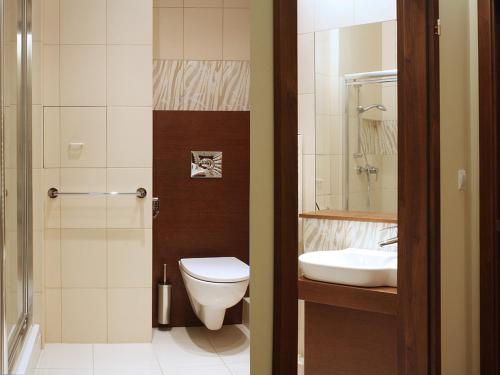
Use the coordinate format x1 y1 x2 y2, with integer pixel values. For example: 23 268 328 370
458 169 467 191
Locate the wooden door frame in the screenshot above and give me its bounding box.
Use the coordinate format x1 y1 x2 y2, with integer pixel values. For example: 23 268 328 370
478 0 500 373
272 0 441 374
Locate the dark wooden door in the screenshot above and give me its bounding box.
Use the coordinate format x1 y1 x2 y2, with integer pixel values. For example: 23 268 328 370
152 110 250 327
478 0 500 372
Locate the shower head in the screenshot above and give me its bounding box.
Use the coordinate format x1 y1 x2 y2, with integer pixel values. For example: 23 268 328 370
356 104 387 114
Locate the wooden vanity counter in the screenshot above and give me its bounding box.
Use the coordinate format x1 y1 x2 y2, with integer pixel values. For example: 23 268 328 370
299 210 397 223
298 277 398 316
299 277 398 375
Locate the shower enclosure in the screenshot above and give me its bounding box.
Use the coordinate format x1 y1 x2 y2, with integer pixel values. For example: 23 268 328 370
344 69 398 212
1 0 35 370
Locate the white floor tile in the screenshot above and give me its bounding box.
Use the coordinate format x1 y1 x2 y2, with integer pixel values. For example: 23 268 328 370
37 344 93 369
154 337 223 371
163 364 232 375
226 363 250 375
35 370 92 375
93 343 158 369
153 326 212 345
208 325 250 364
94 367 162 375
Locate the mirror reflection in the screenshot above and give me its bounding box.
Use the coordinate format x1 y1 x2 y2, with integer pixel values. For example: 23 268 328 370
313 21 398 213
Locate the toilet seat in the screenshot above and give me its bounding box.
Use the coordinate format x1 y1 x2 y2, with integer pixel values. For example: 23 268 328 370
179 257 249 283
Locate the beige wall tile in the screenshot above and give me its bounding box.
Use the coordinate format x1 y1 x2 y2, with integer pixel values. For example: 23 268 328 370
60 107 107 168
45 229 61 288
44 107 61 168
33 169 44 231
32 43 42 105
107 45 153 106
223 9 250 60
315 0 355 31
45 289 62 343
107 229 152 288
60 0 106 44
62 289 107 343
107 169 152 229
107 0 153 45
155 8 184 59
298 93 315 155
107 107 152 168
184 8 223 60
60 45 106 106
43 0 60 44
44 169 61 229
185 0 222 6
61 229 107 288
43 45 60 106
108 288 152 343
34 292 44 329
354 0 397 25
60 168 107 228
154 0 183 6
32 0 42 42
298 0 314 34
298 33 314 94
302 155 316 212
33 230 44 293
33 105 43 169
224 0 249 7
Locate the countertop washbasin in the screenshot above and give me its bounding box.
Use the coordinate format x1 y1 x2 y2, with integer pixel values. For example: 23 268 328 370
299 248 397 287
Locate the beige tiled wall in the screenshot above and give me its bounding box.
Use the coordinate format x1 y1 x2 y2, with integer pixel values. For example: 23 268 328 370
41 0 153 343
153 0 250 111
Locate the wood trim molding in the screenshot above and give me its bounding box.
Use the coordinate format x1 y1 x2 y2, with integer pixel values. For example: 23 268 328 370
397 1 440 374
478 0 500 373
298 278 398 316
273 0 298 374
299 210 397 223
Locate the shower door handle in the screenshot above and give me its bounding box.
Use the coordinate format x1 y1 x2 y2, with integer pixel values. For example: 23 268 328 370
153 197 160 219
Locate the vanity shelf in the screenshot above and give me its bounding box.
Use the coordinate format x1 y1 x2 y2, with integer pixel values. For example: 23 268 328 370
299 210 397 224
298 277 398 316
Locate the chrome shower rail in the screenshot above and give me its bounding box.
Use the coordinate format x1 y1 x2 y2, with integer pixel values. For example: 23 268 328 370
48 187 147 199
344 69 398 85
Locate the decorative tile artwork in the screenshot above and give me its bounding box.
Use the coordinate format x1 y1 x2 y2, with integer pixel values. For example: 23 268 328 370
303 218 398 253
154 60 251 111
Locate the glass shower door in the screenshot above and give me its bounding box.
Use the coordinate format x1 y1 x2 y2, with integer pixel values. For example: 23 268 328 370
2 0 33 368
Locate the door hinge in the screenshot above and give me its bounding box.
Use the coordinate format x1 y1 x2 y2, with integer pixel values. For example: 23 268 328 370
434 19 441 36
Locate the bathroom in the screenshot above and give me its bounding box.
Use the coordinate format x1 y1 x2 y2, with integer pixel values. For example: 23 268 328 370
0 0 486 374
1 0 251 374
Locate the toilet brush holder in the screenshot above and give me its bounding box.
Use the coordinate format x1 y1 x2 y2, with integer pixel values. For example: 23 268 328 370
158 264 172 326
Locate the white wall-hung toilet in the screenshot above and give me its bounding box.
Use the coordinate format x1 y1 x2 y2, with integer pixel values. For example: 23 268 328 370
179 257 250 330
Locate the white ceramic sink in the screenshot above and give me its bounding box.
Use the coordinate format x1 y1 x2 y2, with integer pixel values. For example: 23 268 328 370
299 248 397 287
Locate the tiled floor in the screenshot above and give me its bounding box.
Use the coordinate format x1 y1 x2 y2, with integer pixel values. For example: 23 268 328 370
35 325 250 375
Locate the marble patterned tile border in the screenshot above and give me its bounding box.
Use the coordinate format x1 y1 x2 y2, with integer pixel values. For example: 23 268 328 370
303 218 398 252
153 59 250 111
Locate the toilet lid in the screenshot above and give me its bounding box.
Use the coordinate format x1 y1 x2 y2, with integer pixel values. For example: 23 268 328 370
179 257 249 283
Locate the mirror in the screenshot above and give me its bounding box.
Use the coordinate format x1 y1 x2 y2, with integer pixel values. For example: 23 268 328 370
314 20 398 213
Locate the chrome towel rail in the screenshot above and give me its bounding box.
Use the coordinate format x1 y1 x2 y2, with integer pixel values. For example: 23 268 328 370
48 187 147 199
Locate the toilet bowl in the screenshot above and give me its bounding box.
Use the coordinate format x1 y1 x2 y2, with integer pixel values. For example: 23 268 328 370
179 257 249 330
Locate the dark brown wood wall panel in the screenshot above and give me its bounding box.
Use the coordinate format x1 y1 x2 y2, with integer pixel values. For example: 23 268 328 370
152 110 250 327
305 302 397 375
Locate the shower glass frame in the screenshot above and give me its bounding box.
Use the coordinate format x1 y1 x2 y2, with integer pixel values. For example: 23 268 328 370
0 0 34 370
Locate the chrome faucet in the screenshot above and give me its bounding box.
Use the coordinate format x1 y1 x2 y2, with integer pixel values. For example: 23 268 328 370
379 225 398 247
